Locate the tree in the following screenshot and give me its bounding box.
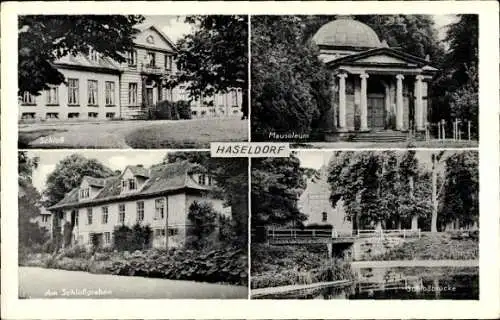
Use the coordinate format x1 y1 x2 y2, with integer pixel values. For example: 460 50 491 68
18 152 49 250
327 151 432 231
169 15 248 118
187 201 218 249
251 153 307 236
43 154 115 206
19 15 144 95
440 151 478 229
251 16 332 140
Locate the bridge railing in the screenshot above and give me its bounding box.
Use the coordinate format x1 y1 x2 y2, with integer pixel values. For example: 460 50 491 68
267 228 355 240
357 229 421 239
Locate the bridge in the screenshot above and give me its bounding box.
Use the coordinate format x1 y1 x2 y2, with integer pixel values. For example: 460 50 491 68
266 228 421 245
265 228 421 259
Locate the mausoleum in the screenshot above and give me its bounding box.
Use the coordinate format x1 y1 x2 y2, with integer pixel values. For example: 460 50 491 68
312 17 438 140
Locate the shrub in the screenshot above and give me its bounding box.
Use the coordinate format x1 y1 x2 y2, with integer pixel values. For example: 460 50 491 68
150 100 179 120
175 100 192 119
62 245 89 259
187 201 218 249
113 224 152 252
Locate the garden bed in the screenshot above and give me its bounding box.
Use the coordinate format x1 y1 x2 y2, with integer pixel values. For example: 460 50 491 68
19 246 248 286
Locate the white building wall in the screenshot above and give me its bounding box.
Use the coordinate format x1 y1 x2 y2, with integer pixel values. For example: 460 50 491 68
19 68 120 121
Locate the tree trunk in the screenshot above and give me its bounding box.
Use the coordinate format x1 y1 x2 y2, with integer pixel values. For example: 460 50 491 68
431 155 438 232
409 175 419 230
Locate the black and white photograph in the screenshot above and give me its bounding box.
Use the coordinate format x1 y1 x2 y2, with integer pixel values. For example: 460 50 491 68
18 150 248 299
18 15 248 149
251 15 478 148
250 150 479 299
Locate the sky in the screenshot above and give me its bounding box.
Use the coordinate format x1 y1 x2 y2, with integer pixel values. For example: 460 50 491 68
138 15 194 44
137 14 457 45
296 150 470 171
29 151 169 192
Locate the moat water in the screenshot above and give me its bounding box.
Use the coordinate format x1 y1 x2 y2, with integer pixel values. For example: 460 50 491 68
259 266 479 300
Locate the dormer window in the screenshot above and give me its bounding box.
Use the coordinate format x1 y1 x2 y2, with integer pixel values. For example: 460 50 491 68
88 48 99 62
122 178 137 191
198 174 206 185
128 179 136 190
79 188 90 199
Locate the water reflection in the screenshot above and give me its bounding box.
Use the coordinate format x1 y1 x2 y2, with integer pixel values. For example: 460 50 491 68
258 267 478 300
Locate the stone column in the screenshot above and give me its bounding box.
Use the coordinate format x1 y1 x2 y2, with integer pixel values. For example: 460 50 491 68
360 73 369 131
338 73 348 131
415 75 424 131
396 74 404 130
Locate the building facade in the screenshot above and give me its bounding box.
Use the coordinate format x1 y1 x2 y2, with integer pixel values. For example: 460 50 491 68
312 17 438 140
298 166 352 235
47 161 229 249
19 25 243 121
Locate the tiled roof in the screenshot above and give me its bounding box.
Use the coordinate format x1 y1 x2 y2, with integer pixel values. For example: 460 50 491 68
83 176 106 187
49 161 210 210
128 165 150 178
54 53 121 71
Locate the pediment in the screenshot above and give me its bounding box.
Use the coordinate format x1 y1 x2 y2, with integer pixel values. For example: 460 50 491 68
134 26 176 52
355 54 413 65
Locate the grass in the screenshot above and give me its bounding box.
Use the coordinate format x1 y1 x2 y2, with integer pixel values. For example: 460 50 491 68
125 119 248 148
18 129 67 148
370 233 479 261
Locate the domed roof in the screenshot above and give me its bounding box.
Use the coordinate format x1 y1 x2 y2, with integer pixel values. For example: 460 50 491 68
312 18 381 48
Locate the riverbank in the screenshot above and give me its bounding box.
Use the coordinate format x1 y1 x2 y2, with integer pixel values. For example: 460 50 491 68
19 267 247 299
251 244 354 289
369 233 478 261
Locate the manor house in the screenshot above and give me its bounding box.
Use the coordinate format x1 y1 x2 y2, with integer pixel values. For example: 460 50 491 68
312 17 438 140
19 25 243 121
47 161 230 249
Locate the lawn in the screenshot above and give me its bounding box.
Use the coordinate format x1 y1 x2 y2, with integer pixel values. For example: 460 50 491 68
18 118 248 149
295 139 478 149
125 118 248 148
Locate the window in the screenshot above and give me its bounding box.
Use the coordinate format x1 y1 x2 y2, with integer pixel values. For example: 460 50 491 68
105 81 115 105
155 198 165 220
147 52 156 67
87 208 93 225
102 207 109 224
104 232 111 244
128 83 138 105
68 79 79 105
191 111 197 116
21 113 36 120
22 91 35 104
89 48 99 61
155 228 166 237
74 211 79 226
168 227 178 236
127 50 137 66
208 176 213 186
41 215 49 223
80 188 90 199
128 179 136 190
46 86 59 105
87 80 98 105
136 201 144 222
106 112 115 119
322 212 328 222
231 90 238 106
68 112 80 119
121 179 127 190
118 204 126 224
198 174 206 185
165 55 173 71
45 112 59 119
88 112 98 118
88 233 93 245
